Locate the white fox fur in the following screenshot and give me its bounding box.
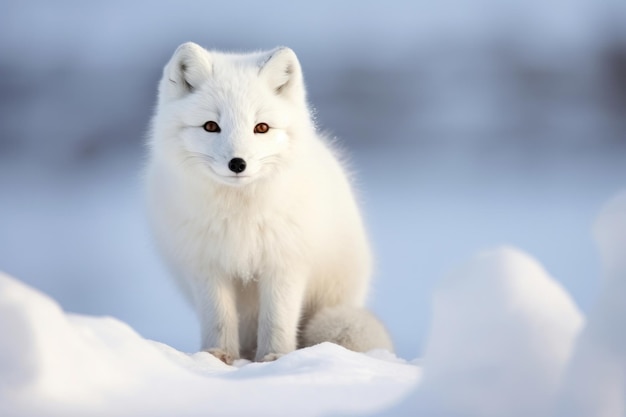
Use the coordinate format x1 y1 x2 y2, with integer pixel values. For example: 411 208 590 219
145 42 392 363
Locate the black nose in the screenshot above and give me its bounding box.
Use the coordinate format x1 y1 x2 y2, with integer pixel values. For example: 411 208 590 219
228 157 247 174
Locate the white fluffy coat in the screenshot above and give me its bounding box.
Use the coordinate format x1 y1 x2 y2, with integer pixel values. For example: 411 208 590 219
145 43 391 362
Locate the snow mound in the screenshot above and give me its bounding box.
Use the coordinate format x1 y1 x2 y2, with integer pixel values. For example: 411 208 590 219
383 246 584 417
593 190 626 278
555 191 626 417
0 272 419 417
0 272 211 416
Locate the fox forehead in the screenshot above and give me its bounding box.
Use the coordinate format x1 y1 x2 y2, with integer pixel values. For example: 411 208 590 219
190 84 285 127
191 66 289 127
197 50 270 92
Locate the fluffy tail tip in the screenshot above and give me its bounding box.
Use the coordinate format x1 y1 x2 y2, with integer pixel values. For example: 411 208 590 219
301 306 394 353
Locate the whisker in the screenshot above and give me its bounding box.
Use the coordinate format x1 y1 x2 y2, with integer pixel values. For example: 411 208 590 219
180 152 218 169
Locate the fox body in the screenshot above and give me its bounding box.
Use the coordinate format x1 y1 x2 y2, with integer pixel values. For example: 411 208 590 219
145 43 392 363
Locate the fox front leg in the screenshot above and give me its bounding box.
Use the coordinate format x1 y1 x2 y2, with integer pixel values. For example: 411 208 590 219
196 277 240 365
255 272 306 362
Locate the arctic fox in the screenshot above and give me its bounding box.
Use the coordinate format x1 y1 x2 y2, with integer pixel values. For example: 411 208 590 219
145 42 392 363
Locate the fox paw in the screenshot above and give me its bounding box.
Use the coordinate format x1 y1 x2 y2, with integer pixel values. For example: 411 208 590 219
207 348 235 365
259 353 284 362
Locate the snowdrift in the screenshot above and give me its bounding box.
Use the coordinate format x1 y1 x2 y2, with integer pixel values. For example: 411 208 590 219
1 191 624 417
0 273 418 417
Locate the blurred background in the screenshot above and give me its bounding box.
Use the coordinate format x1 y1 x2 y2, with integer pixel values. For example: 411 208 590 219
1 0 625 360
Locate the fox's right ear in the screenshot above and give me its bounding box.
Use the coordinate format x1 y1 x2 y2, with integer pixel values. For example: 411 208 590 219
258 47 305 103
159 42 212 100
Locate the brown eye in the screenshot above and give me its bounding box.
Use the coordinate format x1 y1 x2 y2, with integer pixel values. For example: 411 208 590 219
254 123 269 134
203 121 221 133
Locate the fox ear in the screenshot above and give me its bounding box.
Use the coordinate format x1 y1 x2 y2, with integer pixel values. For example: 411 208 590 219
159 42 212 100
258 47 305 101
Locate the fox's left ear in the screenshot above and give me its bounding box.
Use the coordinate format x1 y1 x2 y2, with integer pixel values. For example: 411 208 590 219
258 47 305 102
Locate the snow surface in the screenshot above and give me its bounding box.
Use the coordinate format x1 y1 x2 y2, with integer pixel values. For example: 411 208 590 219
0 271 419 417
1 190 624 416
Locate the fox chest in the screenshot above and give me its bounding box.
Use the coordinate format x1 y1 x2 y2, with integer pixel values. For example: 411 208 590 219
176 204 302 281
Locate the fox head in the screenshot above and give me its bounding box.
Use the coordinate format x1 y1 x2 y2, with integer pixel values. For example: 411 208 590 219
152 42 312 187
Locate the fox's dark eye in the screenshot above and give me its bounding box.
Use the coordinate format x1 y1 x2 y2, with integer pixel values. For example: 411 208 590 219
254 123 269 134
203 121 221 133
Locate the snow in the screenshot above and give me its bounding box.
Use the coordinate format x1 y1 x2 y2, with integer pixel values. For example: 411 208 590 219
0 271 419 417
554 191 626 417
2 190 624 416
384 247 584 417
